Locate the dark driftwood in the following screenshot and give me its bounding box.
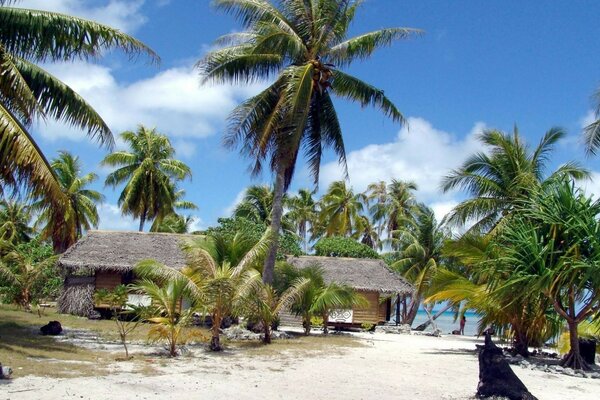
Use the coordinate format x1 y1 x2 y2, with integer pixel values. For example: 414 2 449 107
40 321 62 336
476 333 537 400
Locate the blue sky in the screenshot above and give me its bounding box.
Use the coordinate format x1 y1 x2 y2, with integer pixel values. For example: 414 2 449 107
18 0 600 231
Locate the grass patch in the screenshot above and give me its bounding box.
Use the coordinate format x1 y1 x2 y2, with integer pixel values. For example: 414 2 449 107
0 305 208 378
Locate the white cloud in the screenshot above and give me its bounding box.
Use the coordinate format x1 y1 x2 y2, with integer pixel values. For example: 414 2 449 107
319 117 485 202
188 216 204 232
97 203 138 231
222 189 247 217
34 63 263 144
430 200 459 225
581 110 596 129
16 0 147 33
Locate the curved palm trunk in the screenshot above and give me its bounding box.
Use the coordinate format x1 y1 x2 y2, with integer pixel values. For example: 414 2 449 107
263 164 286 284
403 295 420 326
303 313 311 335
414 303 452 331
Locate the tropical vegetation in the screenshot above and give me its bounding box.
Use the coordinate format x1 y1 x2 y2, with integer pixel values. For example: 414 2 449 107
198 0 418 284
102 126 192 231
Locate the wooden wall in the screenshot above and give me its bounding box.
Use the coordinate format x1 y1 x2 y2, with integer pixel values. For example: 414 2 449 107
352 290 380 324
95 271 122 291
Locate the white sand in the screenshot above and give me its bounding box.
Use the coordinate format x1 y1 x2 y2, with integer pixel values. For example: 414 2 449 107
1 332 598 400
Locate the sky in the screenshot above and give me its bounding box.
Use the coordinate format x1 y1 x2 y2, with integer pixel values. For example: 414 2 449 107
15 0 600 232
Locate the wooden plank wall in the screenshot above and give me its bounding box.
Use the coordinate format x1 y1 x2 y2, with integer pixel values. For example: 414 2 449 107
353 290 380 324
95 271 122 291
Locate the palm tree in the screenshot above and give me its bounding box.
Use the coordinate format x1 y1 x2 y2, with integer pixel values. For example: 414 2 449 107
0 198 33 244
583 88 600 154
134 278 200 357
102 126 192 231
136 230 271 351
495 180 600 369
0 240 58 309
441 127 589 233
319 181 365 237
150 188 198 233
353 215 380 250
237 270 308 343
278 263 365 335
234 185 276 225
391 204 447 326
198 0 419 283
34 151 103 252
0 1 157 207
286 189 318 252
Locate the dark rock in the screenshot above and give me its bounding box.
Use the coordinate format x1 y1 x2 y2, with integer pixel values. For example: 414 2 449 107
579 339 596 365
40 320 62 335
476 333 538 400
0 362 12 379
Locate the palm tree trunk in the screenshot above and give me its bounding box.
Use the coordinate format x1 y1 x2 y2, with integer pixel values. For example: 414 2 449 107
263 320 272 344
263 163 286 284
403 296 420 326
414 303 453 331
209 315 222 351
139 209 146 232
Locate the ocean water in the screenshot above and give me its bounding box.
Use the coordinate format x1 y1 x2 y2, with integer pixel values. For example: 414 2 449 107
395 310 481 336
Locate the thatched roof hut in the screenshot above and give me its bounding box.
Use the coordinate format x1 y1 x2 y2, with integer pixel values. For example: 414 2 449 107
286 256 414 325
286 255 413 295
59 230 193 272
58 230 195 316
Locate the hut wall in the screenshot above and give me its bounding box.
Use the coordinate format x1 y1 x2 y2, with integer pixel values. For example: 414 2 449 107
352 290 380 324
95 271 122 291
58 276 95 317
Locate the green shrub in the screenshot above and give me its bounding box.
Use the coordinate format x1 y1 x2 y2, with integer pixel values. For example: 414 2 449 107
361 322 375 332
314 236 379 259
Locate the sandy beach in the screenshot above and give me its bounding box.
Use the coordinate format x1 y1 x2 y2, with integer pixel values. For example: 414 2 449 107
1 331 598 400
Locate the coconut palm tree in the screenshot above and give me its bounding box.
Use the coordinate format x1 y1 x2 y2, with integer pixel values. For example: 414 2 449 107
198 0 419 283
391 204 447 326
102 126 192 231
0 1 157 206
353 215 380 249
136 230 271 351
278 263 366 335
34 151 103 252
150 188 198 233
134 278 200 357
583 88 600 154
319 181 365 237
237 270 308 343
234 185 276 225
0 198 33 244
441 127 589 234
0 240 58 309
286 189 318 252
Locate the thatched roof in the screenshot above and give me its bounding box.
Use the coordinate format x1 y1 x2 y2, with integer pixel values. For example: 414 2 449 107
59 230 194 272
286 256 414 295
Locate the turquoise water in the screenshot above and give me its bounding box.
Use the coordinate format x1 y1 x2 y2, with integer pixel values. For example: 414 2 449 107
396 310 481 336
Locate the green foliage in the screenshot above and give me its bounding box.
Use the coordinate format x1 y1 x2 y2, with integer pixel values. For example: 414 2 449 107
314 236 379 259
94 284 145 359
33 151 104 252
361 322 375 332
102 126 192 231
202 217 301 259
0 3 156 217
0 238 59 307
310 316 324 327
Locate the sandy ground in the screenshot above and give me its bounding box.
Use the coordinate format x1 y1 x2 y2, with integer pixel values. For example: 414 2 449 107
1 331 599 400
